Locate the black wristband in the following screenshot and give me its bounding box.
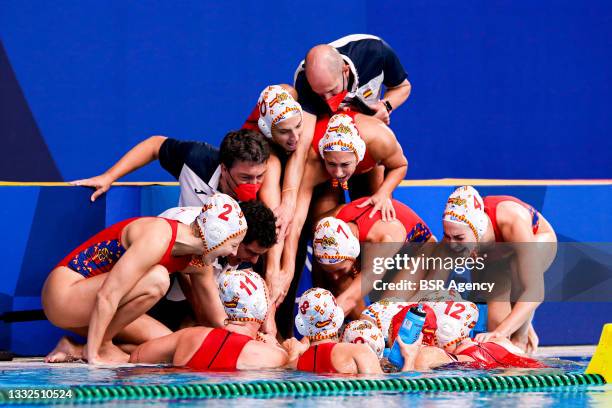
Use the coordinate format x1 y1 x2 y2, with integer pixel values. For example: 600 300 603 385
383 100 393 113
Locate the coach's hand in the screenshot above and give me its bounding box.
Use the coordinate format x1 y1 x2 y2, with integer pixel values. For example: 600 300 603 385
369 100 390 125
357 192 396 222
71 173 114 202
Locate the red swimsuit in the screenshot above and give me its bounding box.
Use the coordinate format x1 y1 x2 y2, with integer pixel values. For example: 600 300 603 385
312 110 377 175
336 197 432 242
186 328 253 371
457 342 546 369
242 104 260 131
484 196 540 242
297 343 339 374
56 217 191 278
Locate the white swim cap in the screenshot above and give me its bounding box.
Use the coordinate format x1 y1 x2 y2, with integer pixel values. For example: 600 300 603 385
419 289 464 304
318 113 366 162
340 319 385 358
195 193 247 254
443 186 488 241
158 206 201 225
313 217 360 264
218 269 268 324
257 85 302 138
360 298 411 343
295 288 344 340
431 301 479 348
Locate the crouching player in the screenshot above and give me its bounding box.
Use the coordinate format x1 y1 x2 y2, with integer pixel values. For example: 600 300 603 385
441 186 557 353
42 193 246 365
404 298 545 369
130 269 288 370
311 198 435 317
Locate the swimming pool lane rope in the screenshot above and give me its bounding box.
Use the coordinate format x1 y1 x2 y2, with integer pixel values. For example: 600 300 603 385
0 373 605 404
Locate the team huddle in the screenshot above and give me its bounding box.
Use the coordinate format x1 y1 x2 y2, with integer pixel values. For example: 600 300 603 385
41 35 557 373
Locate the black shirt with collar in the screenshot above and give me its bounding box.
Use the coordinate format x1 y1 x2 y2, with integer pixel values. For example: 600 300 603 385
158 137 221 205
294 34 408 116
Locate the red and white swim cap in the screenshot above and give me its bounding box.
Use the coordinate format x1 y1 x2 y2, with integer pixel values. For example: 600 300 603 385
360 299 411 343
340 319 385 358
313 217 360 264
257 85 302 138
443 186 488 241
295 288 344 340
195 193 247 254
318 113 366 162
217 269 268 324
429 300 479 348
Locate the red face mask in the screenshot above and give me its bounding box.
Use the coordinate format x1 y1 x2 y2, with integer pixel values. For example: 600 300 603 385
233 183 261 202
325 90 348 113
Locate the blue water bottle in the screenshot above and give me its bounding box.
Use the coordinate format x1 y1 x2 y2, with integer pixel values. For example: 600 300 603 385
387 305 427 368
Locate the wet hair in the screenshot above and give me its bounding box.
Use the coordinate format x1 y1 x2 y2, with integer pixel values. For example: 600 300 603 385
241 200 277 248
219 129 270 169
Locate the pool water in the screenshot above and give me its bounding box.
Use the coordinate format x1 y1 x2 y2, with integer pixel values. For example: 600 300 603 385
0 357 610 407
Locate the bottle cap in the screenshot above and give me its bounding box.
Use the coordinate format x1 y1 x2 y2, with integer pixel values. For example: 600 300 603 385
410 305 427 318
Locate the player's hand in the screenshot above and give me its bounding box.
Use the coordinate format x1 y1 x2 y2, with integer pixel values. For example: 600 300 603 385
369 100 390 125
273 201 294 240
257 330 280 346
475 331 505 343
269 280 289 307
398 333 422 371
261 304 278 337
70 173 114 202
356 193 396 222
83 344 101 365
282 337 310 361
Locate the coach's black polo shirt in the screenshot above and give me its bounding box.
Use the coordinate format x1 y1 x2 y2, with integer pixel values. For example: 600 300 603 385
294 34 408 116
158 138 221 206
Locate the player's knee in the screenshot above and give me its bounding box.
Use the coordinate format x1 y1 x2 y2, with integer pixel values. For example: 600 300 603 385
145 268 170 299
128 345 143 363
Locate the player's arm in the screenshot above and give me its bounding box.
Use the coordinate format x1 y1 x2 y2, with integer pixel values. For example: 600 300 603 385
352 344 384 374
272 149 325 306
258 154 285 276
356 117 407 221
337 230 405 313
181 265 227 327
476 204 542 343
274 110 317 238
71 136 167 201
129 330 182 364
85 220 171 364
